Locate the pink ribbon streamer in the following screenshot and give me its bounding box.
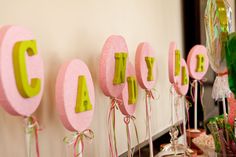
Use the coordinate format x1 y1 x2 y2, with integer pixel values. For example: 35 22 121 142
33 119 40 157
145 89 154 150
170 85 191 133
124 116 132 157
190 79 206 119
107 98 122 157
170 85 185 132
25 116 41 157
184 96 192 130
145 90 151 134
73 133 84 157
124 115 141 157
145 89 154 127
175 96 182 125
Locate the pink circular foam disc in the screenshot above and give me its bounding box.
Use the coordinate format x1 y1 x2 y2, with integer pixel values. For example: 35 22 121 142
0 25 44 117
135 42 156 90
118 62 137 116
99 35 129 98
0 25 2 106
168 42 179 84
175 59 189 96
55 59 95 132
187 45 209 80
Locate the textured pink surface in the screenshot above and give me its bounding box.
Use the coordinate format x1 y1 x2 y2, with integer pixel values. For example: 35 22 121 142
168 42 178 84
175 59 189 96
118 62 137 116
0 25 44 116
135 42 156 90
187 45 209 80
228 95 236 126
55 59 95 132
99 35 128 98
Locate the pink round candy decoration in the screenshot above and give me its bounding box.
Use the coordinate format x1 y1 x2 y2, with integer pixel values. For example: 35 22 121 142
187 45 209 80
0 25 44 116
55 59 95 132
118 62 137 116
168 42 179 84
99 35 129 98
135 42 156 90
175 59 189 96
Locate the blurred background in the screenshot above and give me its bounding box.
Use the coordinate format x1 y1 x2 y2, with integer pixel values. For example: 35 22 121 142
183 0 235 128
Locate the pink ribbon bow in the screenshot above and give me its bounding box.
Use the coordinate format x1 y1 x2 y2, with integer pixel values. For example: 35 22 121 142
63 129 94 157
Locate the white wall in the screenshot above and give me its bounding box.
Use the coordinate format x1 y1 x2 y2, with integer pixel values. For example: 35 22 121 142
0 0 184 156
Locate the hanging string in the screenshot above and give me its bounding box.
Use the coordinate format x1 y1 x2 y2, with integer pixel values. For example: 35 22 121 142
145 89 155 157
169 85 175 125
146 90 155 100
125 116 131 157
63 129 94 157
123 115 141 157
171 87 192 135
184 96 192 130
25 116 41 157
145 90 154 135
146 90 154 122
175 95 182 126
190 79 206 122
107 98 122 157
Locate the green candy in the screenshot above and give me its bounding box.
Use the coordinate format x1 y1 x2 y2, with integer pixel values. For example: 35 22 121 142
216 115 225 129
207 121 221 152
225 123 236 143
226 32 236 95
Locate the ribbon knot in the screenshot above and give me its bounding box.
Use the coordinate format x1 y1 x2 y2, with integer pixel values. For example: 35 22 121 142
190 79 206 91
123 115 135 125
25 116 41 157
170 85 175 93
217 71 228 77
145 90 155 99
63 129 94 157
25 116 41 133
110 97 122 109
145 89 155 121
